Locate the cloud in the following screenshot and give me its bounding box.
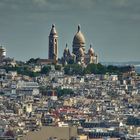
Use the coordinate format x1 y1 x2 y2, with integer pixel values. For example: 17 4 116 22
113 0 129 7
0 0 96 13
0 0 140 22
32 0 48 7
0 0 46 10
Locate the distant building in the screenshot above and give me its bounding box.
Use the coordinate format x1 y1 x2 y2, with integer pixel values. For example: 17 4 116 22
0 45 6 59
39 24 98 66
23 126 78 140
36 59 54 65
62 25 98 66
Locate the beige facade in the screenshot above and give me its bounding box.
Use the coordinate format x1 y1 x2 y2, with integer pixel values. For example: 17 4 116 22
23 126 78 140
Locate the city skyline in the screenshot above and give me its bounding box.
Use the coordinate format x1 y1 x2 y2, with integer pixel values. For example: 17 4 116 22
0 0 140 62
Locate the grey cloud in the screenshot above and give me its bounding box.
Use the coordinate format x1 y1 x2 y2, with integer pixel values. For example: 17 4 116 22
1 0 140 24
0 0 95 12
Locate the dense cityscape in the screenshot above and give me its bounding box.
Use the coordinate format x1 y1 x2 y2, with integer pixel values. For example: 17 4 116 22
0 23 140 140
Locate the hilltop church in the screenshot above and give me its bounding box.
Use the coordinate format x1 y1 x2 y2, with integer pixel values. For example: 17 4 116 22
48 24 98 66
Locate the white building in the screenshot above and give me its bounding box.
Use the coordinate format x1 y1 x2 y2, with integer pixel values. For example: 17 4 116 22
0 46 6 58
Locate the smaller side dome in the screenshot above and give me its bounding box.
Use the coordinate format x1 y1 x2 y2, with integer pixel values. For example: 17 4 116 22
64 44 69 52
63 44 71 58
0 45 6 50
88 44 94 56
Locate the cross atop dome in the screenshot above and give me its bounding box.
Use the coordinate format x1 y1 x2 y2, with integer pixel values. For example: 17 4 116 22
66 43 68 48
90 44 93 48
52 24 55 28
78 24 81 32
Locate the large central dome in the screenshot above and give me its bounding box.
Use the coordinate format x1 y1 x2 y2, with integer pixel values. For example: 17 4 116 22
73 25 85 44
72 25 86 62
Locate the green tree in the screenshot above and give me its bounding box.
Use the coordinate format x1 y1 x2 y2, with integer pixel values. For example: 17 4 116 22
55 65 62 71
64 64 83 75
85 63 98 74
26 58 40 64
41 66 51 75
68 59 75 64
0 92 4 95
97 63 107 74
107 65 119 74
57 88 74 97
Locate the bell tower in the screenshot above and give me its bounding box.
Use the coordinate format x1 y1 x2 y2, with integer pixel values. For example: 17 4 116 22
48 24 58 64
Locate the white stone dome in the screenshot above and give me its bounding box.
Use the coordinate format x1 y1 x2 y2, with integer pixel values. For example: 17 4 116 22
88 45 94 56
73 25 85 45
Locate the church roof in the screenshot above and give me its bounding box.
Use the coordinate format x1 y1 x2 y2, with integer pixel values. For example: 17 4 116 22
88 44 94 55
73 25 85 45
49 24 58 36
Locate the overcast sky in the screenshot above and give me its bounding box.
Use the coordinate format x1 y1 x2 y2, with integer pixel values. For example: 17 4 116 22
0 0 140 62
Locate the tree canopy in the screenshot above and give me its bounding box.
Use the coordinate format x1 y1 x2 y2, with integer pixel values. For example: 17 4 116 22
56 88 74 97
64 64 83 75
40 66 51 75
26 58 40 64
64 63 134 75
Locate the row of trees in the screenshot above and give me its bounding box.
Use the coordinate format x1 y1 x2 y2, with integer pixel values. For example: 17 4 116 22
64 63 133 75
1 61 133 77
0 64 62 77
0 65 52 77
56 88 74 97
40 87 74 98
126 116 140 126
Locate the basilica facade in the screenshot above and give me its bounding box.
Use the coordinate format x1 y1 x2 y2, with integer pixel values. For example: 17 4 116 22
48 24 98 65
